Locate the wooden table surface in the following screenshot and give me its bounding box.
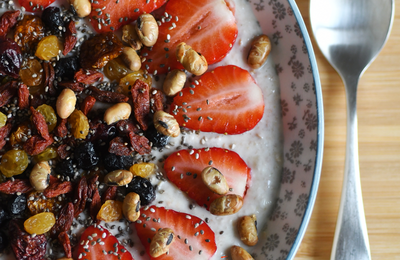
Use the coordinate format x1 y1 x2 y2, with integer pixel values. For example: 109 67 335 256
294 1 400 259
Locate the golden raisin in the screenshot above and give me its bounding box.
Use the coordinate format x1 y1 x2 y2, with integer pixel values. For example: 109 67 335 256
129 162 155 178
36 104 57 132
24 212 56 235
10 122 30 147
117 70 152 95
0 112 7 128
35 35 63 61
68 109 89 139
14 15 45 53
103 57 131 82
27 190 64 215
79 32 123 69
19 59 44 87
97 200 123 222
34 147 58 162
0 149 29 177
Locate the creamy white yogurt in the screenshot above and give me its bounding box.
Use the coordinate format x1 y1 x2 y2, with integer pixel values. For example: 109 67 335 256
0 0 281 258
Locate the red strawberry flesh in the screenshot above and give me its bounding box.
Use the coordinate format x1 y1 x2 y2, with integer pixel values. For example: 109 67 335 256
135 206 217 259
77 224 134 260
90 0 167 33
18 0 55 12
142 0 238 74
170 65 265 134
164 147 251 209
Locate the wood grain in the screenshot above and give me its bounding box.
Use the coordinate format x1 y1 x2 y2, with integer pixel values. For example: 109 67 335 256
294 0 400 259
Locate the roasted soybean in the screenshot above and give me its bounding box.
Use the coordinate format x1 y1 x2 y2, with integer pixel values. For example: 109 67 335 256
123 192 141 222
237 214 258 246
135 14 158 47
209 194 243 216
176 42 208 76
247 35 271 69
231 245 254 260
149 228 175 257
153 110 180 137
201 166 229 195
163 69 186 96
104 170 133 186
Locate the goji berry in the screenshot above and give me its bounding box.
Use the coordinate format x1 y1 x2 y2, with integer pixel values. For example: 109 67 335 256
43 179 73 198
88 119 116 143
74 68 103 85
23 135 54 156
128 131 151 155
58 81 85 92
0 10 20 38
30 93 45 108
58 231 72 258
109 136 133 156
151 88 165 113
63 20 77 56
81 95 96 115
87 174 99 200
102 186 117 204
30 106 50 140
9 219 47 260
0 179 33 194
0 120 13 150
50 202 74 238
0 80 18 107
116 119 140 136
90 188 101 222
131 79 150 131
18 83 29 109
54 118 68 138
89 86 129 103
56 143 70 159
42 62 56 96
73 177 88 217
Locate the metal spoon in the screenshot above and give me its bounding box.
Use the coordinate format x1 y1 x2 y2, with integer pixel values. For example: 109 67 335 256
310 1 394 259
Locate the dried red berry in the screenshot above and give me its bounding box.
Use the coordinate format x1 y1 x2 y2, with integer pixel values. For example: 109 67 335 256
54 118 68 138
90 189 101 222
116 119 140 136
18 84 30 109
109 136 133 156
89 86 129 103
73 177 88 217
63 20 77 56
43 179 73 198
58 81 85 92
50 202 74 238
42 61 56 96
80 95 96 115
56 144 70 159
102 186 117 203
131 79 150 131
151 88 165 113
31 106 51 140
58 232 72 258
128 131 151 155
74 68 104 85
23 135 54 156
0 80 18 107
0 120 13 150
0 179 33 194
0 10 20 38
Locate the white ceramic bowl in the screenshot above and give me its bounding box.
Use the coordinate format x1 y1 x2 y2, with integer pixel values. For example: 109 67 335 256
249 0 323 259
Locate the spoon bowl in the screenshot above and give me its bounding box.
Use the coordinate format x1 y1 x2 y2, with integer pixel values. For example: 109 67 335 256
310 0 394 259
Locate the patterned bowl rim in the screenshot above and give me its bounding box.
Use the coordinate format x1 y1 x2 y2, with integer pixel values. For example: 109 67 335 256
285 0 324 258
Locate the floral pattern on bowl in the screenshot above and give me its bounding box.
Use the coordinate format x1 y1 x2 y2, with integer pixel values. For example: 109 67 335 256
249 0 323 259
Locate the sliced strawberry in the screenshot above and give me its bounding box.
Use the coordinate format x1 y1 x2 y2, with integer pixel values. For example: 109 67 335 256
142 0 238 74
170 65 265 135
135 206 217 259
164 147 251 210
89 0 167 33
77 224 134 260
18 0 55 12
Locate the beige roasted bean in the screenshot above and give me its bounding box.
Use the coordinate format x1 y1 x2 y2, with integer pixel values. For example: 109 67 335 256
123 192 141 222
122 24 143 51
247 35 271 69
163 69 186 96
104 170 133 186
56 88 76 119
29 161 51 191
209 194 243 216
176 42 208 76
135 14 158 47
201 166 229 195
237 214 258 246
70 0 91 18
149 228 175 257
121 47 141 71
104 103 131 125
153 110 180 137
231 245 254 260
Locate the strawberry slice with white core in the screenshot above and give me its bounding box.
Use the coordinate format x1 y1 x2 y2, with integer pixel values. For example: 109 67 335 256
135 206 217 259
142 0 238 74
164 147 251 209
77 224 134 260
170 65 265 135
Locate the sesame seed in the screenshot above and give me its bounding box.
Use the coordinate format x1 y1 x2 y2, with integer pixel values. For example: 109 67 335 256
185 215 191 219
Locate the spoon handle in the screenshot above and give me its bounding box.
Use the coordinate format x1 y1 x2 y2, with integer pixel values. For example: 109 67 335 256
331 75 371 260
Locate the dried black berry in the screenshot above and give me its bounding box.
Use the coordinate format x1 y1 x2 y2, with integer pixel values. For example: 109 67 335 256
0 206 10 226
75 142 99 170
144 124 169 148
127 176 156 206
55 56 80 81
0 38 22 79
104 153 132 171
42 7 65 35
0 230 8 253
55 159 75 179
8 195 26 215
